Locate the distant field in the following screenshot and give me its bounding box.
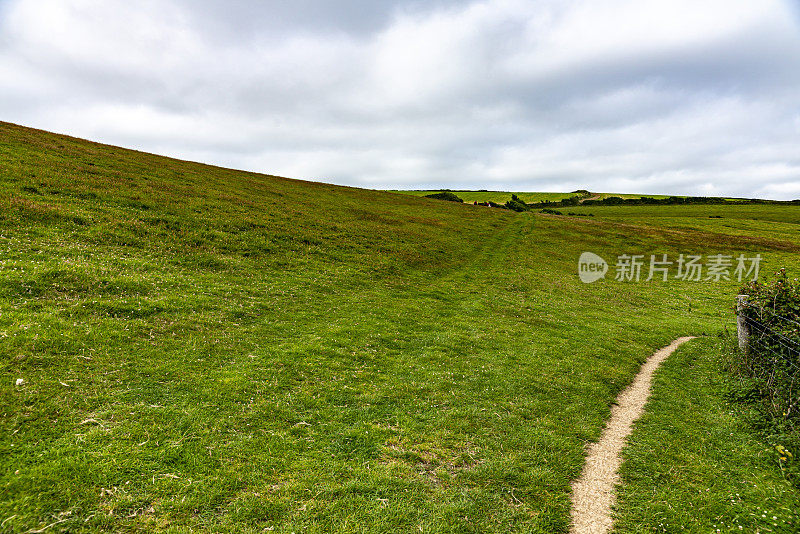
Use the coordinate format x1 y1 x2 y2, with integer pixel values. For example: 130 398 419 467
385 190 579 204
565 203 800 223
386 190 689 204
595 192 671 200
2 122 799 532
388 190 769 205
563 204 800 246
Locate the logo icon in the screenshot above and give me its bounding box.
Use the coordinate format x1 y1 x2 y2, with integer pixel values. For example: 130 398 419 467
578 252 608 283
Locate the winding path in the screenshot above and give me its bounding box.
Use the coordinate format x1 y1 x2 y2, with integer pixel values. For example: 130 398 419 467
569 336 696 533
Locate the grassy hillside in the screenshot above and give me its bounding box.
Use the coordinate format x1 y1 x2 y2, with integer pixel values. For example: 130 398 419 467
2 121 799 532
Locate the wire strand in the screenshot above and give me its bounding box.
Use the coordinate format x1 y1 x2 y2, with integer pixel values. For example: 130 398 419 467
744 317 800 351
759 307 800 330
746 334 800 372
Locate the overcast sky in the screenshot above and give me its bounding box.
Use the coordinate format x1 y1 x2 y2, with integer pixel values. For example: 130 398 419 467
2 0 800 198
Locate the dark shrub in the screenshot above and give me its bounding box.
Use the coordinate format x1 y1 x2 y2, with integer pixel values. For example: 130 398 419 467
505 194 530 212
424 192 463 203
736 269 800 483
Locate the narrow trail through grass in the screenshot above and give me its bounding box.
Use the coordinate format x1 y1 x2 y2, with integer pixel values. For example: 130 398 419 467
612 337 800 533
570 337 695 534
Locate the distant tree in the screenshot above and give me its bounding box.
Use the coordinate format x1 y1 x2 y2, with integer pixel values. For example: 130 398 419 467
505 195 530 212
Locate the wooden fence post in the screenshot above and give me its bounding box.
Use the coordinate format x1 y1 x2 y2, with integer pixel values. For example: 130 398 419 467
737 294 749 355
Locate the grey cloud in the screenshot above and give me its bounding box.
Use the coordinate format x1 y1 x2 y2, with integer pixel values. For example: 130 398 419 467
170 0 461 39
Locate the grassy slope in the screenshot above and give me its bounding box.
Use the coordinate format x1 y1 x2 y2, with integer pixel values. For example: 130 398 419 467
1 122 799 532
613 337 800 533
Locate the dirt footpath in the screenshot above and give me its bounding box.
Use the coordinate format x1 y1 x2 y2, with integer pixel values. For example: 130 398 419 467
570 337 696 533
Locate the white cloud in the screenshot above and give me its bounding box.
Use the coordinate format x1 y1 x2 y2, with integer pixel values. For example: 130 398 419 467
1 0 799 198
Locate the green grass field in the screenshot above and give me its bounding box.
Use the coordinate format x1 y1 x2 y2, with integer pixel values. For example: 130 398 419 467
594 193 672 200
388 190 766 205
385 190 579 204
386 190 682 205
613 337 800 533
562 204 800 248
2 121 799 532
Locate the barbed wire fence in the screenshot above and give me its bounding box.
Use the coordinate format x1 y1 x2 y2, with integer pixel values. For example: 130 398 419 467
737 295 800 429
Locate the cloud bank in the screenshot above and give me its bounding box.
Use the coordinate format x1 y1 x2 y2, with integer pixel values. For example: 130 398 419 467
1 0 799 198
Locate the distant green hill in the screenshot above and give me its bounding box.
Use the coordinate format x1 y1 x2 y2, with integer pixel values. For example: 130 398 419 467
387 189 782 206
387 189 579 204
